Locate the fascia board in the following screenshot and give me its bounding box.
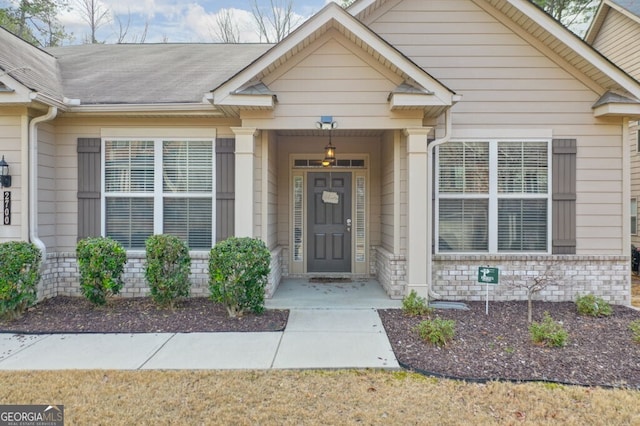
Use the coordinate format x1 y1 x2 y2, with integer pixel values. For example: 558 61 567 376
216 94 276 109
584 2 609 44
592 103 640 118
389 93 450 110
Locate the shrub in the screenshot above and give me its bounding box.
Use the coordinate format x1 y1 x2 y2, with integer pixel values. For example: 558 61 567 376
145 234 192 308
575 294 613 317
0 241 42 319
529 311 568 347
209 237 270 317
629 320 640 344
402 290 432 317
76 237 127 305
414 316 456 347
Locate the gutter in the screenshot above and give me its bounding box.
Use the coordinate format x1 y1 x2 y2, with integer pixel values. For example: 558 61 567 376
28 106 58 266
426 108 452 300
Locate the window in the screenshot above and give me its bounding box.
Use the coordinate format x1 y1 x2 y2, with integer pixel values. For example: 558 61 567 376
104 139 214 250
437 140 550 253
632 198 638 235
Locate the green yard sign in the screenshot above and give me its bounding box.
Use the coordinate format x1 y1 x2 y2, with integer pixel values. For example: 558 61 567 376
478 267 499 285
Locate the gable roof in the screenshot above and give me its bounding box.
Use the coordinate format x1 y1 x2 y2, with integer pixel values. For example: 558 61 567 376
585 0 640 44
352 0 640 103
211 2 458 118
0 27 63 104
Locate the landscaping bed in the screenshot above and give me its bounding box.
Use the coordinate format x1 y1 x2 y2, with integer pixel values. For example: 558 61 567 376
380 301 640 388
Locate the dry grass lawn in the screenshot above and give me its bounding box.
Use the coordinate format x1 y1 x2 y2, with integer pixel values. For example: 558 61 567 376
1 370 639 425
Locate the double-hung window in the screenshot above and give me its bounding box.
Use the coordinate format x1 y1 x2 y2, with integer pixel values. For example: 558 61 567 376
436 140 550 253
103 139 214 250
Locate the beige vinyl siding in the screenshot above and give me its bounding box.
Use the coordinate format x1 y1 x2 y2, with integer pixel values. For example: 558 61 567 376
592 9 640 80
0 112 25 241
264 32 402 128
52 117 223 252
380 131 395 251
364 0 624 255
38 123 56 249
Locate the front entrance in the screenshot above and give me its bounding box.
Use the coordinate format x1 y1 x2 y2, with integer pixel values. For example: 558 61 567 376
307 172 352 272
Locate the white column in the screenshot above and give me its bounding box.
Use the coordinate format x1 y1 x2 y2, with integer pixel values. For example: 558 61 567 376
405 127 432 297
231 127 258 238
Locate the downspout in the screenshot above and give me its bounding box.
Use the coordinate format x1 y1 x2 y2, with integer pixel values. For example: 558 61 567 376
29 106 58 265
426 108 452 299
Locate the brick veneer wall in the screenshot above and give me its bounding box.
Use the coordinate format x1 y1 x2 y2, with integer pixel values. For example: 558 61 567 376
432 255 630 304
36 249 284 301
373 245 406 299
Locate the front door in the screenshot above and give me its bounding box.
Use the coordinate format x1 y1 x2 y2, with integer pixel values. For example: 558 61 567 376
307 172 352 272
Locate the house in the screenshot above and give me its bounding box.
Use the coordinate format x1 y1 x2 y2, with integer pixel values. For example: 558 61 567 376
585 0 640 250
1 0 639 304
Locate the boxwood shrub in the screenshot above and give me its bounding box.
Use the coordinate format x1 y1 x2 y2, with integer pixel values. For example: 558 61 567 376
209 237 270 317
76 237 127 305
145 234 191 308
0 241 42 319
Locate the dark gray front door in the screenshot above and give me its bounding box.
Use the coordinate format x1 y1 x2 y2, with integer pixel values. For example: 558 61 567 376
307 172 352 272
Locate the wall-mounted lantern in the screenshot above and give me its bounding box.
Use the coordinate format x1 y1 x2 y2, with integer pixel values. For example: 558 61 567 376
0 156 11 188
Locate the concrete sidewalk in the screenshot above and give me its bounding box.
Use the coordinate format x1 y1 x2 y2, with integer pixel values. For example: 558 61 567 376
0 309 399 370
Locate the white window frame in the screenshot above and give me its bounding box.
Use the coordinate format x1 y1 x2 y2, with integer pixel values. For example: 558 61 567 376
101 138 216 251
435 139 552 254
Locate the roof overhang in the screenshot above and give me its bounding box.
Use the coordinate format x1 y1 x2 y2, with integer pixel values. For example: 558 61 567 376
592 91 640 118
211 2 457 119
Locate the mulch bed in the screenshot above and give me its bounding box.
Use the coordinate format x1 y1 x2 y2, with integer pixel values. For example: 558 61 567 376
380 301 640 389
3 296 640 388
0 296 288 334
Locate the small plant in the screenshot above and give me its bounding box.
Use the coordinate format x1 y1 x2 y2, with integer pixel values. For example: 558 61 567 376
0 241 42 319
529 311 568 347
575 294 613 317
145 234 192 308
209 237 271 317
414 316 456 347
402 290 432 317
76 237 127 306
629 320 640 344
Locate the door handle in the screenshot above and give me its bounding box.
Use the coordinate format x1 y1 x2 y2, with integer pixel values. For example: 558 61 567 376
346 218 352 232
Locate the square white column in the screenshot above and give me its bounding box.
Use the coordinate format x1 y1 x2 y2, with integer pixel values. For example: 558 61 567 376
231 127 258 238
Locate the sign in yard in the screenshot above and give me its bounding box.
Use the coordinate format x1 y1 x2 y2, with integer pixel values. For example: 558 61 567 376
478 266 500 315
478 267 499 285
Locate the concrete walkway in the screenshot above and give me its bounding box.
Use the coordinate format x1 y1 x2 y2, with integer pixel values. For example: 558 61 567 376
0 279 402 371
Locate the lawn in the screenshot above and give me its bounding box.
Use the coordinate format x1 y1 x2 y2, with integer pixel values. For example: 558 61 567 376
1 370 639 424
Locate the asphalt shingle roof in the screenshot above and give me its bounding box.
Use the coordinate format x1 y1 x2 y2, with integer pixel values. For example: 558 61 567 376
0 27 63 101
45 43 272 105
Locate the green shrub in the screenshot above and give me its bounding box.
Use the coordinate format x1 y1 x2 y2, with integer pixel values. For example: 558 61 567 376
209 237 270 317
414 316 456 347
76 237 127 305
145 234 192 308
0 241 42 319
529 311 568 347
575 294 613 317
402 290 432 317
629 320 640 344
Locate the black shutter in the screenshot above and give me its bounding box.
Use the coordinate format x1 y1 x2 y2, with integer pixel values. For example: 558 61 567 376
77 138 101 240
552 139 577 254
216 138 235 242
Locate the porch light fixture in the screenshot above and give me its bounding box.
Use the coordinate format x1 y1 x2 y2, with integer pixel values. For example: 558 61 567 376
316 116 337 167
0 156 11 188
